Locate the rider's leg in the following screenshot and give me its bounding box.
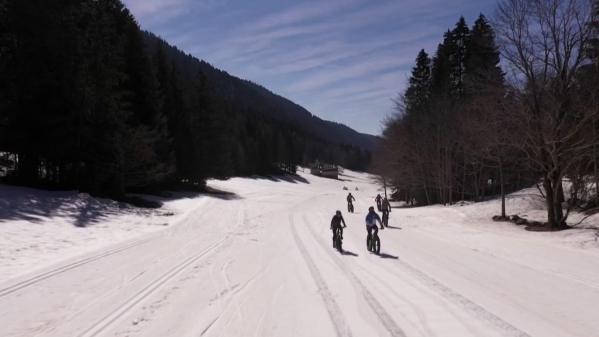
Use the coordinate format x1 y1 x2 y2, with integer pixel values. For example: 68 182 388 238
332 228 336 246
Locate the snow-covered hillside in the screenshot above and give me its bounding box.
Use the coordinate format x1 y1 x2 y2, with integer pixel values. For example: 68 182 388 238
1 169 599 337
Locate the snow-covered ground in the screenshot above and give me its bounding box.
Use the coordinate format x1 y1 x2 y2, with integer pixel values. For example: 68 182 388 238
0 185 207 282
1 169 599 337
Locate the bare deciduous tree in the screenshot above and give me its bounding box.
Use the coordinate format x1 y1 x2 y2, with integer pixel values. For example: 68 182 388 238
495 0 597 228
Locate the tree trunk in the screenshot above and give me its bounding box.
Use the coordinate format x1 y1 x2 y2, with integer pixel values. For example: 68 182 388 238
17 153 39 184
595 153 599 206
552 175 566 228
499 160 506 218
544 173 567 229
473 168 480 202
543 176 557 228
462 150 466 201
594 121 599 205
423 180 431 205
557 181 565 204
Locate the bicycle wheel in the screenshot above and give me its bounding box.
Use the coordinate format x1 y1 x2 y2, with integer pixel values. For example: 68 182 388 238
373 235 380 254
366 235 372 252
335 228 343 252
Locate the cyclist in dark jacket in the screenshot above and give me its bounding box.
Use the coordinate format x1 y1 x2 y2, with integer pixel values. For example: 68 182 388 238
330 210 347 245
381 197 391 227
375 194 382 211
347 193 356 212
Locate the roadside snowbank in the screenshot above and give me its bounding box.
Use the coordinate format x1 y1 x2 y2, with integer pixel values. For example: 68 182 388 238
0 184 206 282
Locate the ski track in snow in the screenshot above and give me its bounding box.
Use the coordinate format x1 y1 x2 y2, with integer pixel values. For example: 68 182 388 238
77 239 226 337
2 169 599 336
290 214 354 337
0 235 157 298
80 205 249 337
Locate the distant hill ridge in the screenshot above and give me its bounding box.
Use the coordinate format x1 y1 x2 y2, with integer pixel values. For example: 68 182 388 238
143 32 379 153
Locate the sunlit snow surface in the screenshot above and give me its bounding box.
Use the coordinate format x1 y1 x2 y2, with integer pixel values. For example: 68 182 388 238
1 169 598 337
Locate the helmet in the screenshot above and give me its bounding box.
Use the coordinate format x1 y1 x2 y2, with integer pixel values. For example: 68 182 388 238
368 206 374 212
336 210 341 216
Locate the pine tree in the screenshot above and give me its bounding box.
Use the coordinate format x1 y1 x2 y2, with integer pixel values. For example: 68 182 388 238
465 14 504 94
430 37 452 99
403 49 431 116
448 17 470 99
0 0 11 146
118 8 172 190
589 0 599 65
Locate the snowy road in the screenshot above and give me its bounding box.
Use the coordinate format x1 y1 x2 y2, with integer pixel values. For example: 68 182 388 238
1 170 599 337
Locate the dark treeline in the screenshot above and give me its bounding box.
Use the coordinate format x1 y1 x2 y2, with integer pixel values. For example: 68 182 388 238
374 15 527 208
0 0 373 198
375 0 599 229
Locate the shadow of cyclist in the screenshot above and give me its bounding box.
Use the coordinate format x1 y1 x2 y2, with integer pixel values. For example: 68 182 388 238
378 253 398 259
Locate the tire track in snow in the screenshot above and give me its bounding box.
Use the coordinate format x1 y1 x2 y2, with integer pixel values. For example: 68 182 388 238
310 213 530 337
391 257 532 337
302 214 407 337
289 214 353 337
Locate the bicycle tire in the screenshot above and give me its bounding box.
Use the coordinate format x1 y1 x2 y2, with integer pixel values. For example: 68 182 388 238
335 228 343 252
373 236 380 254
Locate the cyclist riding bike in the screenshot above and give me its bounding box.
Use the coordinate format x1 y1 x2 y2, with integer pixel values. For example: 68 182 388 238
346 192 356 212
381 197 391 227
365 206 383 241
330 210 347 246
375 194 382 211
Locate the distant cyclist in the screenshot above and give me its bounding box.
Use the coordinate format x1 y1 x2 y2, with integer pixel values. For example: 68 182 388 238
330 210 347 246
375 194 382 211
346 192 356 213
381 197 391 227
365 206 383 240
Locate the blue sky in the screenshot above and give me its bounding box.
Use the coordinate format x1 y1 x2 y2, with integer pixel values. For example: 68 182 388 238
122 0 497 135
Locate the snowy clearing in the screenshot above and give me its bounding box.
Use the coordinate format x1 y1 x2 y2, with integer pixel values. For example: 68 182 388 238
1 170 599 337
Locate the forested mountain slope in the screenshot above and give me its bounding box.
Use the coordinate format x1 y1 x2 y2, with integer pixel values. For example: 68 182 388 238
0 0 377 198
143 32 379 153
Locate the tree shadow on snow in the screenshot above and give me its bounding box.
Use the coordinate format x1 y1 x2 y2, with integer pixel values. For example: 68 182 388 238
203 186 242 200
0 183 243 228
0 184 134 227
248 174 309 184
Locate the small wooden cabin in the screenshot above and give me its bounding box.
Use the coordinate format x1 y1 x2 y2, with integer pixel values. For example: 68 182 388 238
310 162 339 179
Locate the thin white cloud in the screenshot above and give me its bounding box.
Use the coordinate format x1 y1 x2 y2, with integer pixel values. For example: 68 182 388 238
124 0 188 17
249 0 358 32
126 0 498 134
